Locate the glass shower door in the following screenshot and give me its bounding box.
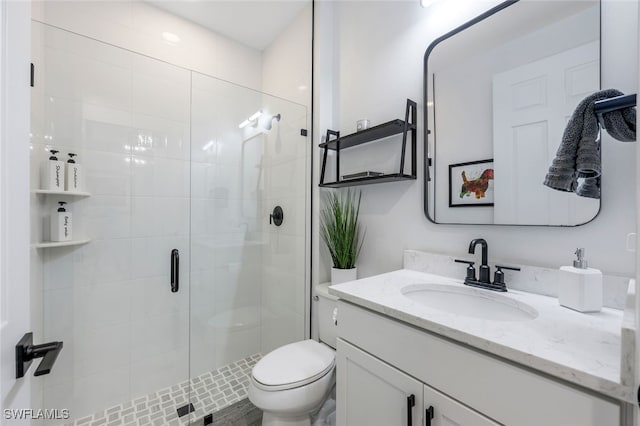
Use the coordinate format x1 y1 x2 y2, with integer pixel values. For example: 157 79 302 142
31 20 308 426
189 72 308 422
31 22 192 425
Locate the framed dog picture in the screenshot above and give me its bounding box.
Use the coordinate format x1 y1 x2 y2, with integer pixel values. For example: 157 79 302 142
449 159 494 207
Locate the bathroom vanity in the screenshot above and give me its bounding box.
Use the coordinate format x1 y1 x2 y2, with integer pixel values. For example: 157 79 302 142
329 252 636 426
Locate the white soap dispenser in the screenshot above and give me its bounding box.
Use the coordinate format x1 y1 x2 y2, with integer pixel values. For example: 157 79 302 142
41 149 65 191
65 153 82 192
50 201 72 242
558 248 603 313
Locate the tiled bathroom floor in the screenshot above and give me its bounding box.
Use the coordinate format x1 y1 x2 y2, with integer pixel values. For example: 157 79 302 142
67 354 262 426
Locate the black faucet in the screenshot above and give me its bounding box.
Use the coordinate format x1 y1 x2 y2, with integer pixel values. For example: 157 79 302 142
455 238 520 292
469 238 490 284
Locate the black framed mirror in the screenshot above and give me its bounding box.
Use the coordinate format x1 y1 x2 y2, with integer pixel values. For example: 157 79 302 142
424 0 601 226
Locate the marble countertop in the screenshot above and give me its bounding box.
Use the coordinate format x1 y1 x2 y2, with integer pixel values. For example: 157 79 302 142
329 269 635 403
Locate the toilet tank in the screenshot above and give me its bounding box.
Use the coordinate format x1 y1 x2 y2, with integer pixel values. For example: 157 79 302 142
315 283 339 349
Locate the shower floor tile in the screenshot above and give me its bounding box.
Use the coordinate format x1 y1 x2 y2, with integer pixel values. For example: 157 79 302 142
66 354 262 426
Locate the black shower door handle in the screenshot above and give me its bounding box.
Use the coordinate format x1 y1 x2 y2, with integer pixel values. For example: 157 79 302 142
171 249 179 293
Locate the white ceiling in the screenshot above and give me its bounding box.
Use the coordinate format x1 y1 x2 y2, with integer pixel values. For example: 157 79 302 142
149 1 309 51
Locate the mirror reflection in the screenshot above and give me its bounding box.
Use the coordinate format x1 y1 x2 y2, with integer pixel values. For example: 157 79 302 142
425 0 601 225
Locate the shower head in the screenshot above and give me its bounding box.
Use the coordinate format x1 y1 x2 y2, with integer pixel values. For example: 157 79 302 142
264 113 281 131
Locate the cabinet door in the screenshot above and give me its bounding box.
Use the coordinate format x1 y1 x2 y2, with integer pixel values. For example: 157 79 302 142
423 384 501 426
337 339 423 426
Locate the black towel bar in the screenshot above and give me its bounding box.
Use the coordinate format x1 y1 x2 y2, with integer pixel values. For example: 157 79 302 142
594 93 636 115
593 93 636 131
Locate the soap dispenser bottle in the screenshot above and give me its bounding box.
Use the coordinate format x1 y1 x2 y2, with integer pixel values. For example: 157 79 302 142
558 248 603 313
50 201 72 242
41 149 65 191
65 153 82 192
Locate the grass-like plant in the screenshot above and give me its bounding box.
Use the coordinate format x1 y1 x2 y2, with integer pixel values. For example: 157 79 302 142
320 190 365 269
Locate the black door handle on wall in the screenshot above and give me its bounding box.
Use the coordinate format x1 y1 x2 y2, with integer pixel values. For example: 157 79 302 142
16 332 63 378
406 394 415 426
171 249 179 293
426 405 434 426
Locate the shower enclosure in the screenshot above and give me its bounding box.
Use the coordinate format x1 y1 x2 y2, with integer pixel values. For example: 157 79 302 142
30 20 308 425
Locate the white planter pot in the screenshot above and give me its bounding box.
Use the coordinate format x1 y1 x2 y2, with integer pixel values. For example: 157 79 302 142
331 267 357 285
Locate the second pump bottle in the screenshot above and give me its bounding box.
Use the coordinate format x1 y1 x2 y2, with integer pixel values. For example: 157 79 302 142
41 150 82 192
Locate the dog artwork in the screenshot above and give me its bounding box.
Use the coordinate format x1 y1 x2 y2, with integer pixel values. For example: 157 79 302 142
449 160 494 207
460 168 494 200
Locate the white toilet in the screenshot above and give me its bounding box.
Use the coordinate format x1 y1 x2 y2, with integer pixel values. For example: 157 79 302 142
248 284 338 426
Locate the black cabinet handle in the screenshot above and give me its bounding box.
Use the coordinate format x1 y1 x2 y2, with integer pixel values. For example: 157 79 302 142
171 249 179 293
406 394 415 426
426 405 434 426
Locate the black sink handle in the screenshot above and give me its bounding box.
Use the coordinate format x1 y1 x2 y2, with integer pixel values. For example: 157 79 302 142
495 265 521 271
455 259 477 282
493 265 521 287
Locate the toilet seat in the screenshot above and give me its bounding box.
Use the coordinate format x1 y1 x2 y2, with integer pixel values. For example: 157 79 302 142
252 340 335 391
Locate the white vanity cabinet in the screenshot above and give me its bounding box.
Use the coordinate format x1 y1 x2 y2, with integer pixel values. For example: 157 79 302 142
337 339 424 426
335 300 623 426
337 338 500 426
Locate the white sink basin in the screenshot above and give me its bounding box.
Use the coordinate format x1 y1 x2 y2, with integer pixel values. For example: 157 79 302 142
401 283 538 321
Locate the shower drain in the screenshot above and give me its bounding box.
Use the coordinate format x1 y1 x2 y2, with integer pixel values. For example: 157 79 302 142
177 403 195 418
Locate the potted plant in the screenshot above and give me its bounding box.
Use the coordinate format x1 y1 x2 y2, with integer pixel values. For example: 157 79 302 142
320 190 365 285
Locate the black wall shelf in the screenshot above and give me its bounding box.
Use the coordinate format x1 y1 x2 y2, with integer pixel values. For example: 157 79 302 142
319 99 417 188
320 173 415 188
319 119 416 150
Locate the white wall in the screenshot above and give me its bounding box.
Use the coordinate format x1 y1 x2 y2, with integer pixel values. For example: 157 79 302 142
263 4 313 108
315 0 638 285
31 0 263 91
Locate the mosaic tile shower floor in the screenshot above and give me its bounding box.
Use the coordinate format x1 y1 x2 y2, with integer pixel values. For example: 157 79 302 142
67 354 262 426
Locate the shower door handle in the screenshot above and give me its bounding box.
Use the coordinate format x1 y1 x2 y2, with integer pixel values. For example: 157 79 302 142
171 249 179 293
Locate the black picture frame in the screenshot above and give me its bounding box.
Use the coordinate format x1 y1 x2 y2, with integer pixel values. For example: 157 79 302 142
448 159 494 207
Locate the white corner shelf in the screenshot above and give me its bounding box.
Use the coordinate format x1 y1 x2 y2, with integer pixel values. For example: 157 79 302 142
32 239 91 249
32 189 91 197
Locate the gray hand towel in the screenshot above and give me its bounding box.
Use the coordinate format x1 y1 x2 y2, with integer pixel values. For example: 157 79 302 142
543 89 636 197
603 106 636 142
576 177 600 199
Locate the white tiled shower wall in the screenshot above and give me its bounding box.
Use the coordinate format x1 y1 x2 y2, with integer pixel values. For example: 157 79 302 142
261 5 313 356
30 1 311 421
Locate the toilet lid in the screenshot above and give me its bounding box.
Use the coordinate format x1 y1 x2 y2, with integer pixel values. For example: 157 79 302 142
252 340 335 390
